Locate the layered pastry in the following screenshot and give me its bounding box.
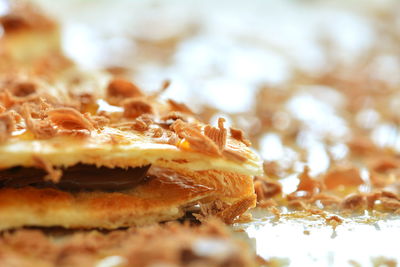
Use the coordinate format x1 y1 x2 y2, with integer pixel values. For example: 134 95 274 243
0 74 262 230
0 0 261 230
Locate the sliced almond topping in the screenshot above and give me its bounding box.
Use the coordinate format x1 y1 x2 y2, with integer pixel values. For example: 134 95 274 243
168 99 194 114
296 166 321 194
341 193 367 210
106 78 143 99
129 115 153 132
21 103 57 139
254 176 282 203
123 99 153 119
48 108 94 131
160 111 188 123
230 127 251 146
216 197 256 224
85 114 109 129
149 127 163 138
172 119 220 155
204 118 227 150
380 197 400 211
311 193 341 207
323 167 363 190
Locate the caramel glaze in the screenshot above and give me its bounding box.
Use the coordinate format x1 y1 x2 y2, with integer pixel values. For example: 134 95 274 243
0 164 151 191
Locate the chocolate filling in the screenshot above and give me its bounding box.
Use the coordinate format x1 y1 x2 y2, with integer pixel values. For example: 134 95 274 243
0 164 151 191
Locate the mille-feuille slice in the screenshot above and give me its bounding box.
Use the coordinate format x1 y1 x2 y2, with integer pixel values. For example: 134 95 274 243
0 74 262 230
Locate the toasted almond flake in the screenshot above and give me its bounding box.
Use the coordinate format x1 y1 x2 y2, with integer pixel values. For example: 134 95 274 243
372 159 399 173
230 127 251 146
106 78 143 99
168 99 194 114
381 190 400 201
165 131 180 145
326 215 343 225
341 193 367 210
160 111 188 122
296 166 321 194
149 127 163 138
123 99 153 119
217 197 256 224
323 167 363 190
204 117 227 151
48 107 94 131
254 177 282 204
172 119 220 155
84 114 109 129
130 120 148 132
380 197 400 211
310 193 341 207
20 103 57 139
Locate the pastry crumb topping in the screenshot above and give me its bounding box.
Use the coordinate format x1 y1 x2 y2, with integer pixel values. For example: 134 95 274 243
0 75 251 164
106 78 143 102
204 118 227 151
230 127 251 147
172 119 220 156
48 108 95 132
122 99 153 119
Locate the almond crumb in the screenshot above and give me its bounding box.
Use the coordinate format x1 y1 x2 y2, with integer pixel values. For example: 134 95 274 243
254 176 282 204
48 107 94 132
106 78 143 100
123 99 153 119
172 119 220 156
168 99 193 114
230 127 251 146
204 117 227 150
341 193 367 210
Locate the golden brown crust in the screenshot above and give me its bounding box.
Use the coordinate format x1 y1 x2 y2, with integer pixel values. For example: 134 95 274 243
0 167 255 230
0 6 261 230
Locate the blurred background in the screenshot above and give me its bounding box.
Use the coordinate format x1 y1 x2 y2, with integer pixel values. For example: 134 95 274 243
4 0 400 266
26 0 400 171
